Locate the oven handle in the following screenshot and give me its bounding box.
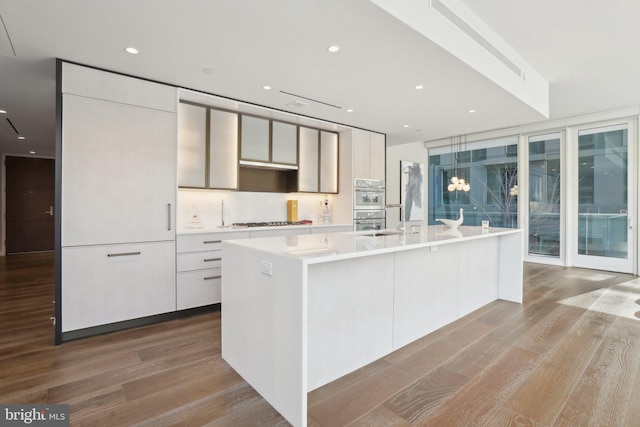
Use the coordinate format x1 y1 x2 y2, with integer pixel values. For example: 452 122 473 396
354 219 385 224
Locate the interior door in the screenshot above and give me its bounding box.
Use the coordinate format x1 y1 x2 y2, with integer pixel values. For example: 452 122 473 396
571 122 635 273
5 156 55 254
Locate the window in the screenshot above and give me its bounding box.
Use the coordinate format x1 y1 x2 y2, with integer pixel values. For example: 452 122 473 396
428 137 518 228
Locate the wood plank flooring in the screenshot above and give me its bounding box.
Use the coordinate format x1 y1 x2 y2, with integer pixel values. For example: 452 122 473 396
2 253 640 425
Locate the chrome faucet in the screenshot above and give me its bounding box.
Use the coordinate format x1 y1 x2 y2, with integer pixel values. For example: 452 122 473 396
385 203 405 234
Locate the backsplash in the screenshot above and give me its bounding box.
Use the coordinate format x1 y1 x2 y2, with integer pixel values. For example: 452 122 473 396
177 189 345 230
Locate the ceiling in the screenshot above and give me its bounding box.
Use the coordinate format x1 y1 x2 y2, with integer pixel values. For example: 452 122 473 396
1 0 640 157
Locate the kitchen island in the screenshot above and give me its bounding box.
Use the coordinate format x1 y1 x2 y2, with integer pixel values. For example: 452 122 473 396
221 225 523 427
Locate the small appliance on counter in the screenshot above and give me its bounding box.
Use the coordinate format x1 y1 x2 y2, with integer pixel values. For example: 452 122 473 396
287 200 298 222
186 205 205 229
319 196 331 224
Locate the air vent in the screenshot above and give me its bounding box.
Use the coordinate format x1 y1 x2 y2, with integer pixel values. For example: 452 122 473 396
280 90 342 109
286 100 309 108
431 0 522 78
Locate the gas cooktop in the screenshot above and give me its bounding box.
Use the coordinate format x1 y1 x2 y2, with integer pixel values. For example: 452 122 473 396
231 221 309 228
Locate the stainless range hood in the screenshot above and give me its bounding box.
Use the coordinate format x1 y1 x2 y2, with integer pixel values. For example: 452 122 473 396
239 160 298 170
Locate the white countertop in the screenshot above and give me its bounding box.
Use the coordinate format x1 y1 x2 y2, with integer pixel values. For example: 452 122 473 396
223 225 522 264
177 223 352 235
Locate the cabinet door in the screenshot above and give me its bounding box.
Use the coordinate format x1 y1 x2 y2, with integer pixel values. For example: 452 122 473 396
178 103 206 188
240 115 270 161
298 127 319 192
369 132 386 181
272 121 298 165
61 241 176 332
320 131 338 193
209 109 238 189
62 95 176 246
352 128 370 180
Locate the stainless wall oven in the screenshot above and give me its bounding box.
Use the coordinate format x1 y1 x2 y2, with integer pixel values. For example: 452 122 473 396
354 210 385 231
354 179 385 231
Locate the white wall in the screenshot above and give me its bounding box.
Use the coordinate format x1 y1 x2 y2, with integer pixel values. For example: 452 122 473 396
386 141 429 229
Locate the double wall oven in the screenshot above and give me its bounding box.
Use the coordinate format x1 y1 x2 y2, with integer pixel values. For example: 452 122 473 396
353 178 385 231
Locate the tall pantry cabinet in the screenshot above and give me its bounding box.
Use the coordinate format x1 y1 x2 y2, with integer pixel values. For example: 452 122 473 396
58 63 177 339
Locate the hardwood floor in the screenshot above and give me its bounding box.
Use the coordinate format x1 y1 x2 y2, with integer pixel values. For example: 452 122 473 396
2 253 640 426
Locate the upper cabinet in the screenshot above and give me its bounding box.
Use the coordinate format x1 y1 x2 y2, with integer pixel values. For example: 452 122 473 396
353 129 385 181
272 121 298 165
178 103 206 188
177 102 238 190
297 127 319 192
320 131 339 193
177 100 338 194
239 115 298 168
240 115 270 162
209 109 239 189
291 127 339 193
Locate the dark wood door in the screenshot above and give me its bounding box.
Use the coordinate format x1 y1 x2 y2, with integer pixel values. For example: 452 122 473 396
6 156 55 254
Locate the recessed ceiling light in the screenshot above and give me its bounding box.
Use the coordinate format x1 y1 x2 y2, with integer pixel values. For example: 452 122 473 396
346 109 354 113
467 109 476 113
29 151 35 154
414 85 424 90
18 136 26 140
262 85 272 90
327 45 340 53
0 109 6 114
202 68 214 74
125 47 139 55
403 124 410 128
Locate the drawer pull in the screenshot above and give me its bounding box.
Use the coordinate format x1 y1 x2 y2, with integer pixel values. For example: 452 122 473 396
204 275 222 280
204 257 222 262
107 251 141 257
203 240 222 244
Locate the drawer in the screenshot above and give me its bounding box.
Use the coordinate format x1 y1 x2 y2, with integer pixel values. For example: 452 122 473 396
177 268 222 310
177 231 249 253
177 250 222 272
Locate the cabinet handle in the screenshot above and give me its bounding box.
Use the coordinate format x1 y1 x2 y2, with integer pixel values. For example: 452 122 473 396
204 258 222 262
203 240 222 244
107 251 141 257
204 275 222 280
167 204 172 231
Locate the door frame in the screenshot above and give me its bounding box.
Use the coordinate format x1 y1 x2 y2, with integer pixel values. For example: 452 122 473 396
566 118 637 274
1 153 55 256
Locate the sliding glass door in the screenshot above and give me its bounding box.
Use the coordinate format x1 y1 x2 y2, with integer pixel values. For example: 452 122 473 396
572 122 634 273
528 133 562 260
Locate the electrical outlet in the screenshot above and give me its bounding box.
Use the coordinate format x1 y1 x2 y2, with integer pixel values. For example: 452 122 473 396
261 260 273 276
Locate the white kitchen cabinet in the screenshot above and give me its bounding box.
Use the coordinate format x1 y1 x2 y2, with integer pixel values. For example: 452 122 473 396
272 121 298 165
176 231 249 310
298 127 319 192
240 115 270 162
60 63 177 339
177 269 222 310
61 241 176 332
209 109 239 189
320 131 338 193
369 132 386 181
178 102 207 188
61 94 176 246
352 129 385 181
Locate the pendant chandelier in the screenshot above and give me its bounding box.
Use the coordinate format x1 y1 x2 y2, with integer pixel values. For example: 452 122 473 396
448 135 470 192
